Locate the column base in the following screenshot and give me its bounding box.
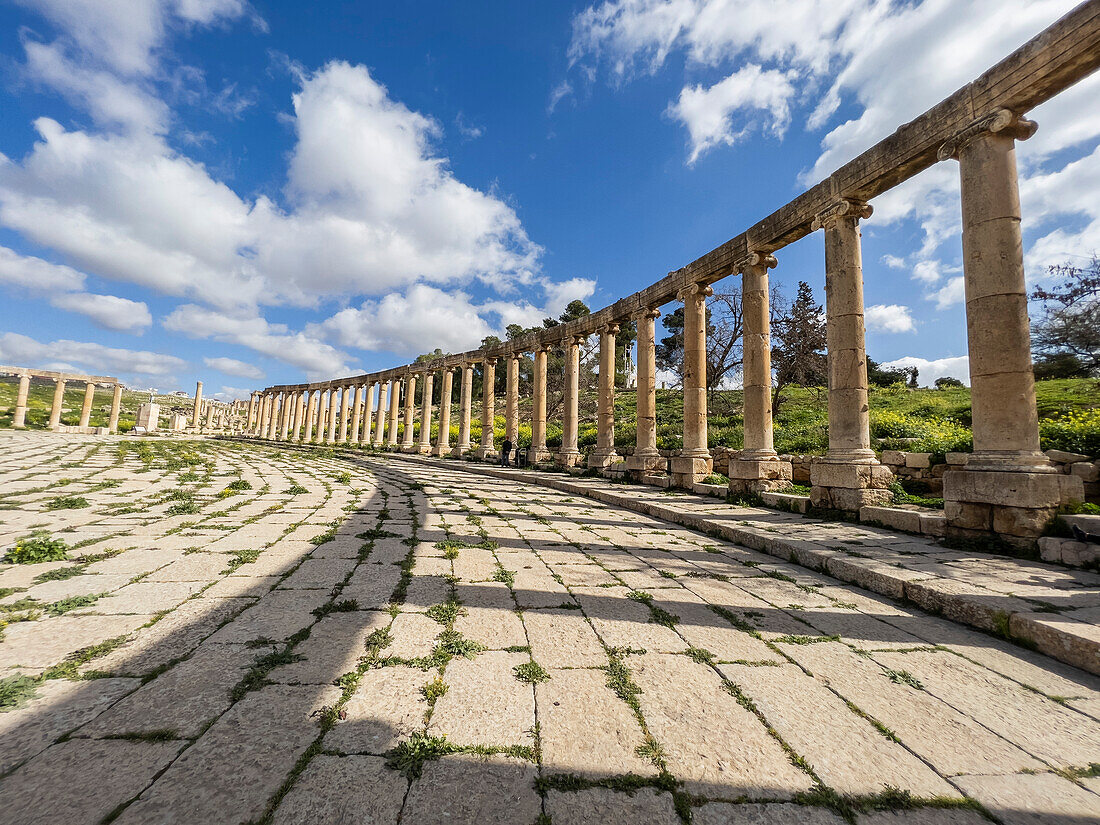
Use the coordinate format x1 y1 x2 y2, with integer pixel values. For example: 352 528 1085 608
474 447 499 461
414 444 433 455
451 444 472 457
728 456 793 495
555 450 582 468
528 447 553 464
400 443 419 453
433 444 451 457
587 449 621 470
671 454 712 489
809 459 894 513
944 468 1084 545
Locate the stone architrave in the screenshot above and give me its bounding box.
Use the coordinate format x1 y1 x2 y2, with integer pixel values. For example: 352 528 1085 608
475 358 497 460
12 372 30 428
108 385 123 434
349 386 362 445
809 199 893 512
192 381 203 427
729 253 792 493
938 110 1083 543
670 283 713 487
530 346 552 463
454 363 474 455
588 324 621 470
417 371 434 454
435 369 454 456
627 307 664 479
556 336 584 468
401 374 418 451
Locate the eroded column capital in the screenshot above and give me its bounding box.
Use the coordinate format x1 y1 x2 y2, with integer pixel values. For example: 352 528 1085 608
677 282 713 303
937 108 1038 161
598 323 620 336
736 252 778 273
632 305 661 322
811 199 873 231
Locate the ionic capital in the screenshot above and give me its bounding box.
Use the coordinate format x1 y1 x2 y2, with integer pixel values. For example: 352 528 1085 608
632 305 661 322
483 356 498 366
736 252 777 274
598 323 621 337
677 282 713 303
811 199 873 231
937 108 1037 161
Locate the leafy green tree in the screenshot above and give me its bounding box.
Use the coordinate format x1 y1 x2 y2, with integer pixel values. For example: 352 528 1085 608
1031 257 1100 377
771 281 827 413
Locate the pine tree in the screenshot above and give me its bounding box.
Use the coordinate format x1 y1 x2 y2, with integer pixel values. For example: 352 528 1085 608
771 280 827 414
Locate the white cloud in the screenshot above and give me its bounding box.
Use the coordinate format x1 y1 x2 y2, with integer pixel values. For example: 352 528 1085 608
49 292 152 332
204 356 264 379
541 277 597 318
881 355 969 387
164 304 353 380
930 276 965 310
668 65 797 163
0 245 85 292
864 304 915 333
0 331 186 378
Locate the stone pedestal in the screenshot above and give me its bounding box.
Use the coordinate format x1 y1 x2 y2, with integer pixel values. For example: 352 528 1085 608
671 455 713 489
944 469 1084 545
809 460 894 512
168 413 188 431
136 402 160 432
728 455 794 495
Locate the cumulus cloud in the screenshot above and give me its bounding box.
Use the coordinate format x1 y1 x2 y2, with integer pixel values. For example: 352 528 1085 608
929 276 965 310
203 356 264 379
0 246 86 292
881 355 969 387
864 304 915 333
0 331 186 378
49 292 153 332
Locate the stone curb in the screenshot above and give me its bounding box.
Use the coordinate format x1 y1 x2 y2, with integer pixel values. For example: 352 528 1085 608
367 449 1100 677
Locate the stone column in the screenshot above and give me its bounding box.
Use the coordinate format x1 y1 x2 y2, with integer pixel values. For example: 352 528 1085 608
303 391 317 442
108 384 122 433
627 307 663 479
476 358 497 460
556 336 583 468
192 381 203 427
809 200 892 512
362 383 375 445
255 394 265 438
387 379 402 447
531 345 551 463
505 356 520 448
327 388 340 445
206 401 215 431
258 394 270 439
435 369 454 457
247 393 257 433
266 395 278 440
292 392 305 441
454 363 474 455
315 391 328 443
48 377 66 430
938 110 1082 542
418 371 434 453
401 373 417 451
589 325 620 469
729 254 792 493
78 382 95 428
338 385 351 444
12 373 30 428
280 392 292 440
349 385 362 445
671 283 713 487
373 382 389 446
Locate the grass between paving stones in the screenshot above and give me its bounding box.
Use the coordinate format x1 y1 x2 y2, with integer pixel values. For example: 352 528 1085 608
883 668 924 690
4 533 69 564
44 495 90 510
626 590 679 628
222 548 261 574
513 660 550 684
44 593 108 616
794 786 984 824
0 674 40 711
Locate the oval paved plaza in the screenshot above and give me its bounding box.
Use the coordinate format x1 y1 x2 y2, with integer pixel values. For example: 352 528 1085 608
1 432 1099 824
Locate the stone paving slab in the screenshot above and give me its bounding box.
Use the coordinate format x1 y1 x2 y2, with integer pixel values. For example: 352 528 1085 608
0 613 155 670
428 651 535 748
402 754 542 824
546 788 680 825
270 610 389 685
694 802 846 824
953 771 1100 825
325 666 428 754
269 754 406 825
523 607 607 667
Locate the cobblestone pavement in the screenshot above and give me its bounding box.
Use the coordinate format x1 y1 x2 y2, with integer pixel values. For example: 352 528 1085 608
1 433 1098 825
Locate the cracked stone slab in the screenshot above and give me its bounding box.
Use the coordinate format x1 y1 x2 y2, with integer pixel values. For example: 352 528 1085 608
270 610 389 685
270 755 406 825
401 754 541 824
0 739 183 825
205 588 329 644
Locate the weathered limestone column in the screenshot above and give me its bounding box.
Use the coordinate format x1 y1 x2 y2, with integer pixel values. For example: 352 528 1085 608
259 394 271 439
361 382 375 444
387 379 402 447
373 382 389 446
206 400 215 431
255 394 266 438
247 393 257 433
401 373 418 451
627 307 663 479
454 363 474 455
78 382 95 428
556 336 583 468
192 381 203 427
729 254 792 493
108 385 122 434
505 356 520 449
349 385 362 445
589 324 621 469
48 377 66 430
418 371 434 454
12 373 30 428
939 110 1082 542
292 392 305 441
265 395 278 440
327 388 340 445
279 392 292 440
809 199 892 512
476 358 497 460
530 345 552 463
671 283 713 487
302 391 317 442
339 385 352 444
316 391 329 443
435 369 454 456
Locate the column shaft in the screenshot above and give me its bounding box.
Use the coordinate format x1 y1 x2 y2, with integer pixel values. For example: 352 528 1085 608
279 393 292 440
327 389 340 444
557 337 582 466
531 347 550 461
630 308 661 468
387 380 401 447
477 359 497 458
362 383 375 444
505 356 519 445
589 326 620 468
455 364 473 453
12 374 30 428
373 383 389 446
192 382 203 427
401 374 417 449
435 370 454 456
303 391 317 442
350 386 362 445
418 372 434 452
671 284 713 486
741 256 777 457
339 386 352 444
247 394 257 432
108 385 122 433
79 382 95 428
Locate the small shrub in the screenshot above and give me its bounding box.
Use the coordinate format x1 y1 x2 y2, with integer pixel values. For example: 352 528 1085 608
5 535 69 565
513 661 550 684
0 674 40 711
45 495 90 510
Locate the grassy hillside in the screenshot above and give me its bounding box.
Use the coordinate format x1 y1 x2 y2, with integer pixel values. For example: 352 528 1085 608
0 376 195 431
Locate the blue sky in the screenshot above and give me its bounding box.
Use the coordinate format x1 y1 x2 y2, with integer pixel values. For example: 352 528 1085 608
0 0 1097 398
